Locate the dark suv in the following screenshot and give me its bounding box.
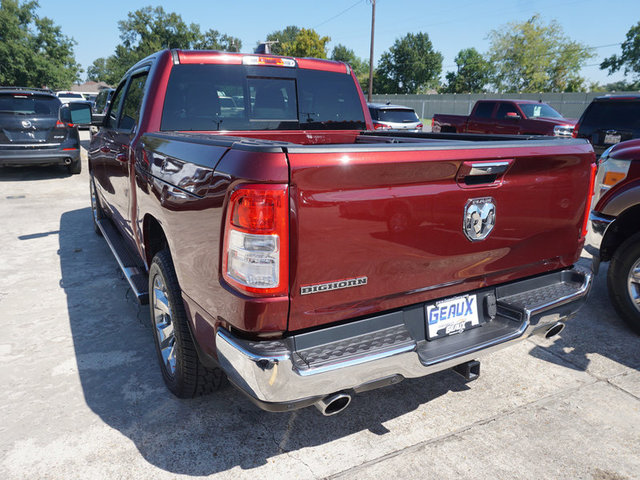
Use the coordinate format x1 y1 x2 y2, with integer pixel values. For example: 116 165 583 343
573 95 640 157
0 87 82 174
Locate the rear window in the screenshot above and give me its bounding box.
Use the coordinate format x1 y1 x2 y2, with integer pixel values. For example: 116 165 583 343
161 64 366 131
474 102 495 118
581 101 640 130
376 108 419 123
0 94 60 116
58 93 84 99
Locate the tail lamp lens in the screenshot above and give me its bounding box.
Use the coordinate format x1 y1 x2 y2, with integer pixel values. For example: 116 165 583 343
223 185 288 296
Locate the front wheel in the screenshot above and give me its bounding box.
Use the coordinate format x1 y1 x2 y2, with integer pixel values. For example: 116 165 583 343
149 249 226 397
607 232 640 334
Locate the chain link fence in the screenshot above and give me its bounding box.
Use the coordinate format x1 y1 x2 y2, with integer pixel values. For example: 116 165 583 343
370 92 639 120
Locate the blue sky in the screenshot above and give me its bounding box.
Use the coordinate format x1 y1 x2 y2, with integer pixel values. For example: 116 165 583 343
37 0 640 86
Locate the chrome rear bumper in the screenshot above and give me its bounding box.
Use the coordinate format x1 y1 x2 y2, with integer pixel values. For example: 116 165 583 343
216 266 592 411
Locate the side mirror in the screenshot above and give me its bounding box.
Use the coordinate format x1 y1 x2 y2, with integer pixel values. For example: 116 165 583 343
506 112 521 119
60 103 93 127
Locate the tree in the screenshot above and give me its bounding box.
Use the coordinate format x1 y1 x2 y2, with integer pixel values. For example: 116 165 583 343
441 48 493 93
264 26 330 58
375 32 443 94
488 14 593 93
89 7 242 84
265 26 301 55
331 44 369 90
601 22 640 82
0 0 81 88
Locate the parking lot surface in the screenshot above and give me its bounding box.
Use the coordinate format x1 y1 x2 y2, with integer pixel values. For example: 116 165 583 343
1 132 639 479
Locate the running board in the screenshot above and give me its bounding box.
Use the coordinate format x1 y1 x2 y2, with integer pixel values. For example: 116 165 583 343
96 218 149 304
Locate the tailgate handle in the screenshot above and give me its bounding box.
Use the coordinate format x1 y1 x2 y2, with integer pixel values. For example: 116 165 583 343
468 161 510 176
458 160 512 187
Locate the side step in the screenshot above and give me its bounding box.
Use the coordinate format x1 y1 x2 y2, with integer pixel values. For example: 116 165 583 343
96 218 149 304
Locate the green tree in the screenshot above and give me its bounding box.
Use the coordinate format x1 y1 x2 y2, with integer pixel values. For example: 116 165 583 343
375 32 443 94
0 0 81 88
265 26 300 55
441 48 493 93
90 6 241 84
488 14 593 93
281 28 330 58
330 44 370 90
601 21 640 82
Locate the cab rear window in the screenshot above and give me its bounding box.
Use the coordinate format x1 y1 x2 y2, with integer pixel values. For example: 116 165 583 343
161 64 366 131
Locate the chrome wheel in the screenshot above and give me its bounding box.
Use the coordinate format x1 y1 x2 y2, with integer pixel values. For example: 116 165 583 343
627 258 640 314
152 274 176 377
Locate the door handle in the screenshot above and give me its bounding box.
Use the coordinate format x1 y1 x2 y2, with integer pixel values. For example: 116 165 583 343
467 161 510 176
457 160 513 187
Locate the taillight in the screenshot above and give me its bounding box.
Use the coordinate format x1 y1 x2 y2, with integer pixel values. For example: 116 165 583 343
373 122 390 130
580 163 597 239
222 184 289 296
56 120 74 128
416 123 423 130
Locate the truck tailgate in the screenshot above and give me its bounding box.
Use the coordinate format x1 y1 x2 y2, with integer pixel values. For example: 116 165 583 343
287 140 595 332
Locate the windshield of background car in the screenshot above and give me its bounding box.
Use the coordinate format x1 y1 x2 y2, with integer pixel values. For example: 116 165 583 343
58 93 84 99
377 108 419 123
161 64 366 131
518 103 563 119
581 101 640 131
0 94 61 116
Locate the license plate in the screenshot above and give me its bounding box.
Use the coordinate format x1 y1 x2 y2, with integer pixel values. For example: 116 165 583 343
426 294 479 339
604 133 621 145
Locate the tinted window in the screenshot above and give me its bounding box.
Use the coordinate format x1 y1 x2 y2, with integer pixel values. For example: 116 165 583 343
107 84 126 129
94 90 108 111
161 64 366 131
581 101 640 130
496 103 519 119
473 102 495 118
368 107 378 120
519 103 563 119
377 108 419 123
0 94 60 116
58 93 84 99
120 73 148 131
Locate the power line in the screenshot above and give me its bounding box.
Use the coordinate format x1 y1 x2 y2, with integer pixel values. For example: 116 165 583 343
313 0 365 29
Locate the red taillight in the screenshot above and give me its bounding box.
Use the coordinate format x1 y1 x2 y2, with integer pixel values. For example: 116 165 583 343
373 122 390 130
572 121 580 138
581 163 597 239
56 120 74 128
223 184 289 296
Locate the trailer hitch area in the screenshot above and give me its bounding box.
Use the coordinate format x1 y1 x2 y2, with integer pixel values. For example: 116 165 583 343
453 360 480 381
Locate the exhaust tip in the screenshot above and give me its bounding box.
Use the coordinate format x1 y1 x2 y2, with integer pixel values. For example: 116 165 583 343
545 322 565 339
314 392 352 416
64 157 72 165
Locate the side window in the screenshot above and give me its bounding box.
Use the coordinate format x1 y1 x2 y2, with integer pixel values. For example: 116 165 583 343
474 102 495 119
496 103 518 119
107 83 126 129
120 73 148 131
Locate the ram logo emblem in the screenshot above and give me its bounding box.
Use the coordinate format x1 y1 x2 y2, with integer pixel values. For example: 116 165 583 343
464 197 496 241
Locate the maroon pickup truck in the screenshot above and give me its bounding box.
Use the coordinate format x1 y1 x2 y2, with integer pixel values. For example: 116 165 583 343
83 49 595 415
588 138 640 334
432 100 576 137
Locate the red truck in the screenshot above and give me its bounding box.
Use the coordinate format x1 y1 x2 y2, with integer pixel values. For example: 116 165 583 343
80 50 595 416
588 138 640 334
432 100 576 137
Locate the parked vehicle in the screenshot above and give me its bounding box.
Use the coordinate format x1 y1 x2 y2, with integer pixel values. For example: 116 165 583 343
86 49 595 415
588 138 640 333
0 87 85 174
573 95 640 157
55 91 87 103
368 103 423 131
93 88 115 115
432 100 575 137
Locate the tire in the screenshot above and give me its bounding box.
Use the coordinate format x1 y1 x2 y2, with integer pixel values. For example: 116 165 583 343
149 249 226 397
90 177 103 236
68 157 81 174
607 231 640 334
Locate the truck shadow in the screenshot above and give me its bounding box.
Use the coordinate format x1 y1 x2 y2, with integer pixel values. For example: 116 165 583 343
528 258 640 374
59 207 470 476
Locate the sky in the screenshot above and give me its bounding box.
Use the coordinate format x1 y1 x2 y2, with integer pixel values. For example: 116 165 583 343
36 0 640 87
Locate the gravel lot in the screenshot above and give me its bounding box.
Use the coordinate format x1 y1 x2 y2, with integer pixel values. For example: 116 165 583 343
1 131 639 479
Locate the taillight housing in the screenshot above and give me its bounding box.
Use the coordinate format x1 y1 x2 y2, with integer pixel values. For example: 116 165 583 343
580 163 597 239
572 121 580 138
222 184 289 296
416 123 423 130
373 122 391 130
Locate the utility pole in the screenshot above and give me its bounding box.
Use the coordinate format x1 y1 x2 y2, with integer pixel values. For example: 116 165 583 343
367 0 375 102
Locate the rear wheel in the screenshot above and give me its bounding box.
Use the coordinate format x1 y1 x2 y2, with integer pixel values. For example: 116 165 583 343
607 232 640 334
149 249 226 397
68 157 81 174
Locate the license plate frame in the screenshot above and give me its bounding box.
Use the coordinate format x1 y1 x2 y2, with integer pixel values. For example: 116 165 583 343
604 133 622 145
426 294 480 340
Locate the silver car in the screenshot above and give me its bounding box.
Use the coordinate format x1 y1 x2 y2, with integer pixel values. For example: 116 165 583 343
368 103 423 131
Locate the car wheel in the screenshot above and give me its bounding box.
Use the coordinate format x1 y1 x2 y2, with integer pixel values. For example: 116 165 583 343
90 177 103 236
607 231 640 334
149 249 226 397
68 157 81 174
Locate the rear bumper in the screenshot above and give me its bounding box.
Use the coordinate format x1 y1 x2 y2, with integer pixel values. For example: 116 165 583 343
0 146 80 167
216 266 592 411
